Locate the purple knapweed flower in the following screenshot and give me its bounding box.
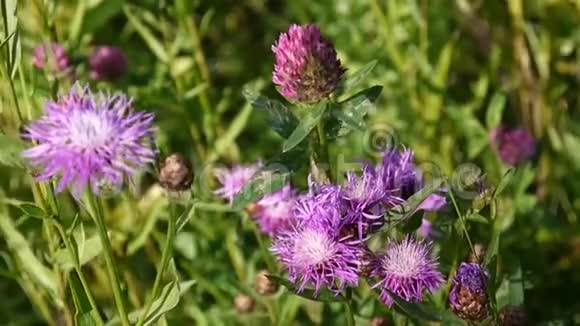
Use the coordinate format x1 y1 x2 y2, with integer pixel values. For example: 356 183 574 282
22 84 156 196
377 148 419 205
449 262 490 321
272 24 345 103
89 46 128 81
490 126 535 166
340 164 386 241
271 192 362 295
251 185 297 237
370 236 444 306
214 162 262 204
33 42 70 73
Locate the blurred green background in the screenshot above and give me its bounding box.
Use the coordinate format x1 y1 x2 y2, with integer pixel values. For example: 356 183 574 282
1 0 579 325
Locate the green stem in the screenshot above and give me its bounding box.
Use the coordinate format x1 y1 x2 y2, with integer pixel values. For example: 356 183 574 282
447 182 477 258
52 221 104 325
136 203 177 326
250 220 277 273
345 288 355 326
83 193 130 326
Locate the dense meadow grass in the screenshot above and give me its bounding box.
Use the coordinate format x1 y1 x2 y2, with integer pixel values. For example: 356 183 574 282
0 0 579 325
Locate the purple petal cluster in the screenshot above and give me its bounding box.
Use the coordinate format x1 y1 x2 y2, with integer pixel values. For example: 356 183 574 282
271 190 362 294
490 126 536 166
33 43 70 73
214 162 262 204
252 185 298 236
265 148 446 302
22 84 156 196
89 46 128 81
370 237 444 306
272 24 345 103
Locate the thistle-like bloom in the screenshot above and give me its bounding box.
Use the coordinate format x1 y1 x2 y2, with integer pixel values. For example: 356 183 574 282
272 24 345 103
271 193 361 295
214 163 261 203
370 237 444 306
33 42 70 73
377 148 419 204
22 84 156 196
89 46 128 81
490 126 535 166
449 262 489 321
340 164 386 241
251 185 297 236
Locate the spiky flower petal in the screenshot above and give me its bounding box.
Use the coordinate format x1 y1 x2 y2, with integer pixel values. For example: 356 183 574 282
271 191 361 295
251 185 298 236
370 237 444 306
214 163 261 203
272 24 345 103
22 84 156 196
449 262 489 321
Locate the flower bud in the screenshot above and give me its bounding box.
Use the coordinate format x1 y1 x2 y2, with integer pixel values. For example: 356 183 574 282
370 316 391 326
272 24 345 103
449 262 489 321
234 294 255 314
490 126 536 166
89 46 128 81
253 270 278 296
499 305 529 326
159 153 193 192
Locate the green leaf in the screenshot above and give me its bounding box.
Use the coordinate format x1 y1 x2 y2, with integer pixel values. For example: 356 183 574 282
494 168 515 197
106 281 195 326
0 134 26 167
207 103 253 162
388 178 444 221
337 60 378 95
484 225 500 267
243 90 298 139
54 232 103 271
508 262 525 306
0 212 58 301
139 280 196 325
466 213 489 224
69 273 101 326
82 0 125 35
282 102 328 153
485 93 506 130
123 6 168 63
17 203 46 219
331 85 383 134
267 275 346 302
384 289 441 322
232 169 289 209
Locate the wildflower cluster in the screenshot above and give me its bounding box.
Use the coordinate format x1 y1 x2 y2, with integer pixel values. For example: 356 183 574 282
214 149 446 306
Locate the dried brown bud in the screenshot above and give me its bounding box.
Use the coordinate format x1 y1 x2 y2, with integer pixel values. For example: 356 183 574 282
234 294 255 314
159 153 193 192
369 316 391 326
253 270 278 296
499 305 529 326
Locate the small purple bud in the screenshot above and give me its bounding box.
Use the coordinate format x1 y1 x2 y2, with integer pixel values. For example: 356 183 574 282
490 126 536 166
272 24 345 103
449 262 490 321
33 43 70 73
88 46 128 81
